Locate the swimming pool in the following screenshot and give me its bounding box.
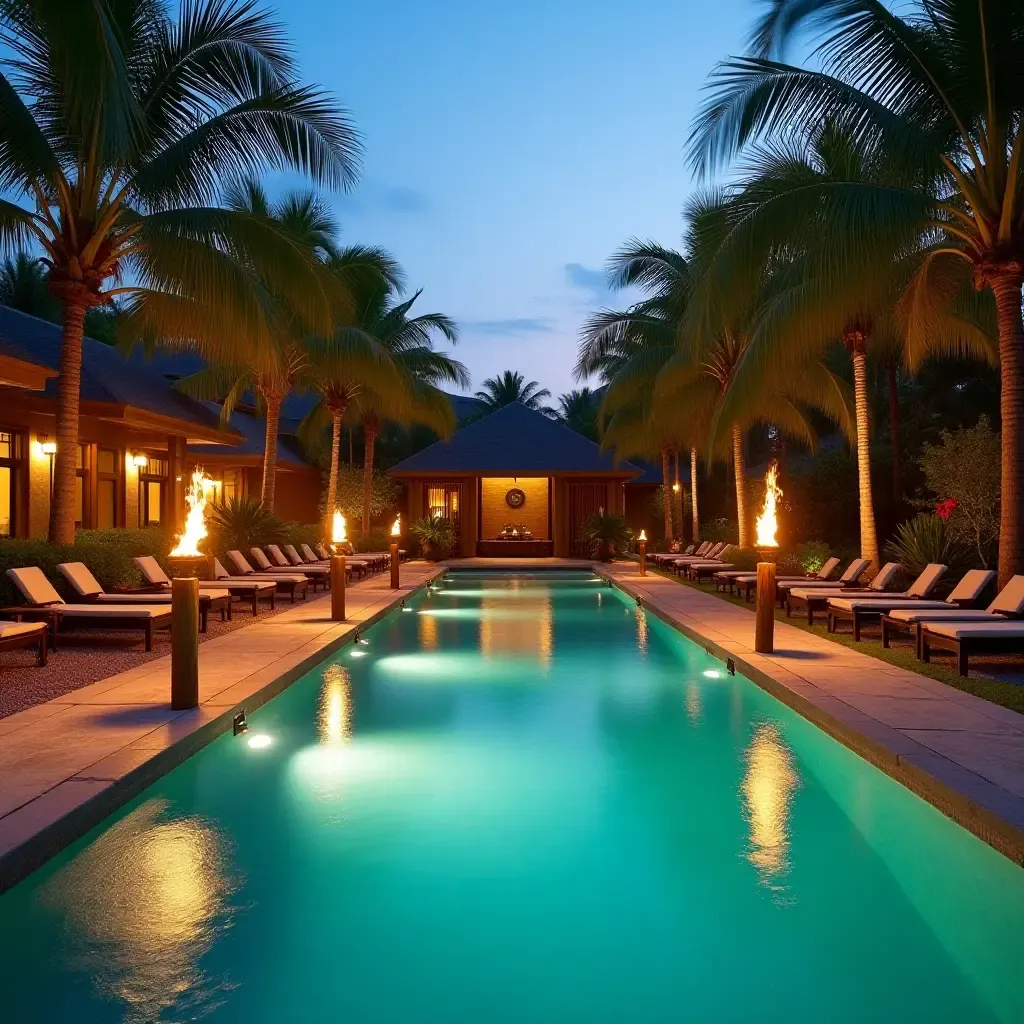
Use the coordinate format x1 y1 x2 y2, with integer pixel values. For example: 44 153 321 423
1 571 1021 1022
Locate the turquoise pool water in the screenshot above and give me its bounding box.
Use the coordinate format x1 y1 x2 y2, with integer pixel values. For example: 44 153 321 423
1 571 1021 1022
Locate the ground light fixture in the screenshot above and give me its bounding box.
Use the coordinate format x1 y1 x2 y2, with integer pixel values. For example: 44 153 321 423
233 711 248 735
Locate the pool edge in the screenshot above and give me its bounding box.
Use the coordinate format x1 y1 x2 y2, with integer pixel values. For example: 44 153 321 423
0 571 444 895
599 569 1024 867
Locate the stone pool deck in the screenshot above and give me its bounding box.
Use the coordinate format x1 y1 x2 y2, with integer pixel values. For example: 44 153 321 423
0 561 444 892
599 564 1024 864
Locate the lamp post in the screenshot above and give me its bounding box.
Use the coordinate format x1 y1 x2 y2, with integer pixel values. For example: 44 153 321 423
638 529 647 576
171 576 200 709
330 510 347 622
390 515 401 589
132 452 148 527
40 438 56 497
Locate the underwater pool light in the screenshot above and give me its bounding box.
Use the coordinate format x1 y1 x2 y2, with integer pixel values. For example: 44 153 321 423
702 669 723 679
247 733 272 750
350 649 367 658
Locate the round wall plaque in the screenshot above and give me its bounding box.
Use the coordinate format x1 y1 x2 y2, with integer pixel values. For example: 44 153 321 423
505 487 526 509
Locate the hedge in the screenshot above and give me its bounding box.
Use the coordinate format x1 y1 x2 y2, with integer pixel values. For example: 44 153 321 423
0 527 172 605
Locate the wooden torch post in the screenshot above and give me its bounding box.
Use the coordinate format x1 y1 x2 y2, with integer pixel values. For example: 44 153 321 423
754 561 776 654
390 515 401 589
331 554 346 621
171 576 199 709
638 530 647 576
330 510 347 621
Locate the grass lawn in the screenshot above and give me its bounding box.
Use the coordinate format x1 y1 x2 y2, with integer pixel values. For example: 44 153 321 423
650 567 1024 715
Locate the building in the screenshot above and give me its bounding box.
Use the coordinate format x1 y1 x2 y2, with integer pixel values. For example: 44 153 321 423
0 306 240 537
388 402 640 556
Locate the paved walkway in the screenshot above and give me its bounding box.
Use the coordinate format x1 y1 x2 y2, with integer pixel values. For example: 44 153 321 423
600 564 1024 864
0 562 443 891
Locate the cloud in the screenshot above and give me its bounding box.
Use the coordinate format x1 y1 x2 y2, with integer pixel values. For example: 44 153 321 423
334 181 430 216
564 262 610 300
463 317 555 336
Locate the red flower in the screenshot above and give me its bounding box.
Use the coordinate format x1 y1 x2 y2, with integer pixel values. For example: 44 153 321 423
935 498 957 520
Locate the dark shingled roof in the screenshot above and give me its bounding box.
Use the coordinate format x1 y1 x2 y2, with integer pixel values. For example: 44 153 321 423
190 404 309 467
388 401 641 476
0 305 232 435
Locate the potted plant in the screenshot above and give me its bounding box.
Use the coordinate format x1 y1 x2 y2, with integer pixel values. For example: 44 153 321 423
410 514 456 561
582 512 633 562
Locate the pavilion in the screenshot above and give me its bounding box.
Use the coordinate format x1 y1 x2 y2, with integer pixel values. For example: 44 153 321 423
388 402 640 557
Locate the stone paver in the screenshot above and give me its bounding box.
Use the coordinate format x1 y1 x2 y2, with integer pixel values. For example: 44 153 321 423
0 562 442 890
600 564 1024 864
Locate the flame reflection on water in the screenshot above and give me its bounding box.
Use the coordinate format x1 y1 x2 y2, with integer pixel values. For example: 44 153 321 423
319 663 353 745
38 800 238 1022
741 722 799 892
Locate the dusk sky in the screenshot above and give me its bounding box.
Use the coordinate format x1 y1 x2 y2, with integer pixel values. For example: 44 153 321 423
274 0 753 398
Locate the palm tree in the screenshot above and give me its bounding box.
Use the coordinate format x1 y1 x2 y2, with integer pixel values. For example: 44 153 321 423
175 181 350 510
688 0 1021 583
554 388 600 440
347 287 467 533
474 371 551 412
0 1 359 542
576 241 699 543
298 249 408 533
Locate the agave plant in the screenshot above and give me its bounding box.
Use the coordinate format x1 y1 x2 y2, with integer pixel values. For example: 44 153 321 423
884 515 975 593
207 497 288 554
582 513 633 562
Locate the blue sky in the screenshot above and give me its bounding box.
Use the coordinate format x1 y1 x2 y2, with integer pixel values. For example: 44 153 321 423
278 0 753 397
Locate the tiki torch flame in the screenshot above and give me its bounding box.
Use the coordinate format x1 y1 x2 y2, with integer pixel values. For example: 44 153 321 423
638 529 647 542
755 462 782 548
332 510 347 545
391 514 401 538
170 469 209 557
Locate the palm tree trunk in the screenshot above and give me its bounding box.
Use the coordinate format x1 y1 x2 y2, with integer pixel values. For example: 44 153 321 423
261 392 281 510
850 345 880 571
991 271 1024 588
348 426 353 467
49 295 92 542
732 424 748 547
325 406 344 534
690 447 700 541
672 448 684 540
887 361 901 508
660 445 673 542
362 413 379 535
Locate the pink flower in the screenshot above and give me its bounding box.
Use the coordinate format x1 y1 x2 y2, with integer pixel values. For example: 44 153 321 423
935 498 957 520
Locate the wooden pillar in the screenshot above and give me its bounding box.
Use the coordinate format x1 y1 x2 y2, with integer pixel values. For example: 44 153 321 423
755 562 776 654
331 554 346 620
167 436 186 534
463 476 480 557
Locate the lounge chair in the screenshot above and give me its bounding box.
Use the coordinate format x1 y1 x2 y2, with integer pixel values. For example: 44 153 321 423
921 618 1024 676
665 542 727 574
785 562 902 625
0 620 48 665
775 558 871 599
685 556 736 583
224 551 309 602
256 547 329 590
882 571 1018 656
134 556 277 616
286 543 369 579
58 561 232 633
825 563 953 640
5 566 173 651
715 557 842 600
651 545 696 566
314 542 393 569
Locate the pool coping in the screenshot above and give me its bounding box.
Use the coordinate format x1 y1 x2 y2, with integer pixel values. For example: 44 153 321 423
596 567 1024 866
0 567 445 894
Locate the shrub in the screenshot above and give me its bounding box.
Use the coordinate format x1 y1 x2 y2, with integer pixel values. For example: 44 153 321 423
919 417 1000 566
0 527 171 605
353 529 393 553
328 467 402 524
582 513 633 561
701 518 735 543
410 515 456 560
206 497 287 553
884 514 975 593
719 545 761 571
281 522 323 548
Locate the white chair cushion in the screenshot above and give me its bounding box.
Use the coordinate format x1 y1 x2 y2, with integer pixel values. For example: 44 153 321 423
58 604 172 619
266 545 292 566
887 608 1000 624
249 548 274 569
989 575 1024 614
227 550 255 574
907 563 947 598
134 555 171 587
0 620 46 637
57 562 105 598
828 596 944 613
946 569 997 603
926 621 1024 639
7 567 64 605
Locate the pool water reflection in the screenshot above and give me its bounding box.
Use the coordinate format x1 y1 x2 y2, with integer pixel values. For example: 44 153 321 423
0 571 1021 1023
